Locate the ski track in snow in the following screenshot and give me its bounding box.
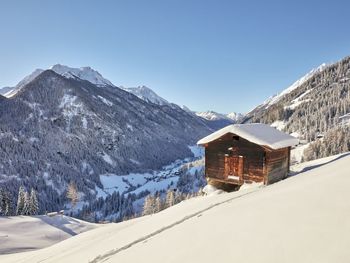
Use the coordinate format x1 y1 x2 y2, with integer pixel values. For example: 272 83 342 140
89 187 261 263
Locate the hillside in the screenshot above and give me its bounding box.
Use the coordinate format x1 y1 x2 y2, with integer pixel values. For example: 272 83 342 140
0 67 211 219
0 215 97 254
243 56 350 161
2 153 349 263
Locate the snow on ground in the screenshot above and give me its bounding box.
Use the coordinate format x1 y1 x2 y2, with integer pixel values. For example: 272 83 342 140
97 95 113 106
96 153 202 199
100 152 115 166
290 152 349 173
0 215 97 255
270 120 286 131
2 153 350 263
290 142 310 163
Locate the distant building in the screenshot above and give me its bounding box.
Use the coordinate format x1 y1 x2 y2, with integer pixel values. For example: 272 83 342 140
197 123 299 188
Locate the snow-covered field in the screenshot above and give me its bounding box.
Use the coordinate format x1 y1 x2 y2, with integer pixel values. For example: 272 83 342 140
0 215 97 255
1 152 350 263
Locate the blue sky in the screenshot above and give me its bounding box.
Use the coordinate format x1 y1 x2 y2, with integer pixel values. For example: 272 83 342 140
1 0 350 113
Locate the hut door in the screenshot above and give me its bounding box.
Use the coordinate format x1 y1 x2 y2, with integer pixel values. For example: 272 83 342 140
224 155 244 179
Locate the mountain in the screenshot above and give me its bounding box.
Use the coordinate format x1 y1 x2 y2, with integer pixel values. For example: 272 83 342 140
50 64 114 87
117 86 243 131
0 87 13 96
3 153 349 262
243 56 350 161
1 65 114 98
195 110 243 130
120 86 171 106
2 69 44 97
259 63 328 110
226 112 244 122
0 67 211 218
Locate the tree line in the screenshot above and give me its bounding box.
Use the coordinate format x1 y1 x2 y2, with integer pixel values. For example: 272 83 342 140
0 186 39 216
142 188 203 216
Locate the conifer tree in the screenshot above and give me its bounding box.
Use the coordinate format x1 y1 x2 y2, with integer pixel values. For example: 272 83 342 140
16 186 26 215
22 191 31 215
29 188 39 215
4 191 13 216
0 189 4 215
1 190 13 216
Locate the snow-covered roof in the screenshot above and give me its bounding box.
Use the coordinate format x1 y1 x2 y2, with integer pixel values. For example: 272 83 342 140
197 123 299 149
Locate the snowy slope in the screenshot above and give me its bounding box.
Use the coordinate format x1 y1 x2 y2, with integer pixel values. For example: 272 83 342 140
0 215 97 254
3 69 44 98
2 153 350 263
196 110 242 122
0 87 13 96
1 65 113 98
196 110 230 121
226 111 243 122
242 57 350 162
120 86 170 106
50 64 114 87
262 63 328 109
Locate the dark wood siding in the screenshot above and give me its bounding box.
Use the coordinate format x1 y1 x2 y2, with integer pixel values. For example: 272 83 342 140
265 147 290 184
205 133 265 184
205 134 291 186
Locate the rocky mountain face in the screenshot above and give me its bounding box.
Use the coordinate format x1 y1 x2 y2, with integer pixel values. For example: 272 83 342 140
242 56 350 161
0 68 212 214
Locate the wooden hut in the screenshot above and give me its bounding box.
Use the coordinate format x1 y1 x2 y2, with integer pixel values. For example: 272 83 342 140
197 123 299 187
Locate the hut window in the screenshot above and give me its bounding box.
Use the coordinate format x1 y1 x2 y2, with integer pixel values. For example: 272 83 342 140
232 135 239 141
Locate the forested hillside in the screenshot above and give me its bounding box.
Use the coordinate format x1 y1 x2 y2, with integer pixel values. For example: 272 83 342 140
0 68 211 219
243 56 350 160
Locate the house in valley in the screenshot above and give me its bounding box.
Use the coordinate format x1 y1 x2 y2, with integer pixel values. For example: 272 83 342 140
197 123 299 188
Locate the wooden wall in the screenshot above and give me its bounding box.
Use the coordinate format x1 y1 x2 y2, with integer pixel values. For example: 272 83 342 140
205 134 291 185
205 133 265 183
265 147 290 184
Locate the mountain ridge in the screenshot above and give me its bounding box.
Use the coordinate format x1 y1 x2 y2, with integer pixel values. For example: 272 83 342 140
0 69 212 216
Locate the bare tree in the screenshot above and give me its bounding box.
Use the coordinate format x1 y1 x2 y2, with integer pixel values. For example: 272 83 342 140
66 182 79 209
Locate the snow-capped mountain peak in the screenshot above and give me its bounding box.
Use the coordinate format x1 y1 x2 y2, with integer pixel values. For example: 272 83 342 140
196 111 243 122
195 111 228 121
120 85 170 106
50 64 114 87
226 112 244 122
1 64 114 98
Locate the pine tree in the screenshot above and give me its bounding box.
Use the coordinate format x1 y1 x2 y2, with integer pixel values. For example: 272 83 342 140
22 191 30 215
16 186 26 215
0 189 4 215
29 188 39 215
1 190 13 216
3 191 13 216
165 189 175 208
66 181 78 209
